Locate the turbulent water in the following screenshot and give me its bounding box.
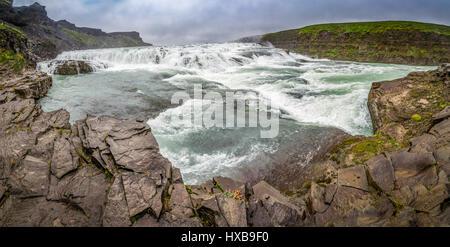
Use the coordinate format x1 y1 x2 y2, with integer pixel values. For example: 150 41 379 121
38 43 433 184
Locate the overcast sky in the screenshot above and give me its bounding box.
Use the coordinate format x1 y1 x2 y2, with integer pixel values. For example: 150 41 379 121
14 0 450 45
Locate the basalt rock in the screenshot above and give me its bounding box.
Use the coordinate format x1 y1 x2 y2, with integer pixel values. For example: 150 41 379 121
53 60 93 75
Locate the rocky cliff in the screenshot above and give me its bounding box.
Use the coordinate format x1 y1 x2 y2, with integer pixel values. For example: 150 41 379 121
294 64 449 226
261 21 450 66
0 1 150 60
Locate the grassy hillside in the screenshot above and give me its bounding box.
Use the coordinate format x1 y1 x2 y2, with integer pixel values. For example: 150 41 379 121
262 21 450 65
0 23 30 72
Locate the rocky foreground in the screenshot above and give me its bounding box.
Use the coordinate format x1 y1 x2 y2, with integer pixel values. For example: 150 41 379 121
0 60 449 226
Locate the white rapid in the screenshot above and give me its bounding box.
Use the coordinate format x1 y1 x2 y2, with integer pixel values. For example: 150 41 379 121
38 43 434 184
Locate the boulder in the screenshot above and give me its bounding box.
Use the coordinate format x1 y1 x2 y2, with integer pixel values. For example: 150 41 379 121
53 60 93 75
337 166 369 191
390 150 436 177
103 175 131 227
249 181 304 226
433 106 450 122
216 196 247 227
366 155 395 192
412 184 448 213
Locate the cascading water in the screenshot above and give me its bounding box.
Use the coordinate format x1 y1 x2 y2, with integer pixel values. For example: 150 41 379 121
38 43 434 184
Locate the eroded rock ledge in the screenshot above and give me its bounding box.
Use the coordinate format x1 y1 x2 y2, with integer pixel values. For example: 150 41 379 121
0 64 449 227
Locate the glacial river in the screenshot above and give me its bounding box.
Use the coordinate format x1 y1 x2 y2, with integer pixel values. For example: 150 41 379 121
37 43 433 184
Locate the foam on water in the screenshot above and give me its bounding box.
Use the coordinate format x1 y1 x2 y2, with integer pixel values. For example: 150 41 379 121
38 43 434 184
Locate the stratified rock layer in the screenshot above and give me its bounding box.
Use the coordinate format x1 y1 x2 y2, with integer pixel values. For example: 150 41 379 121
261 21 450 66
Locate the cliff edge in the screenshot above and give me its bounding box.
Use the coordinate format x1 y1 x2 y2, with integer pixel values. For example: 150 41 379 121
261 21 450 66
0 1 151 60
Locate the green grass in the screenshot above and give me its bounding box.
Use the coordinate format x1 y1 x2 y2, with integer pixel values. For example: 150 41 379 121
0 23 27 39
294 21 450 36
0 49 27 72
61 28 98 46
0 0 12 5
61 27 143 48
262 21 450 65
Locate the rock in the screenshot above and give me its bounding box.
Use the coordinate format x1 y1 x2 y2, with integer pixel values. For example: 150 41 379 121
309 182 328 213
337 166 369 191
286 92 304 99
438 170 449 184
324 184 338 204
390 150 436 177
410 134 437 153
53 60 93 75
314 186 388 226
103 175 131 227
0 196 89 227
247 200 273 227
171 168 184 184
46 166 110 226
366 154 395 192
133 213 202 227
433 106 450 121
412 184 448 213
430 118 450 141
368 66 450 144
168 183 194 219
50 135 78 178
8 155 50 198
216 196 247 227
212 176 245 192
434 146 450 174
121 171 164 218
249 181 304 226
385 207 417 227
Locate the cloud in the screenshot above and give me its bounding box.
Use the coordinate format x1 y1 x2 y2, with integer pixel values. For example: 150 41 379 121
14 0 450 45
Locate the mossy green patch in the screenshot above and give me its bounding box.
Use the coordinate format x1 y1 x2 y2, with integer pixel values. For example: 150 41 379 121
184 185 193 195
411 114 422 121
0 49 27 72
329 134 405 167
294 21 450 36
0 23 27 39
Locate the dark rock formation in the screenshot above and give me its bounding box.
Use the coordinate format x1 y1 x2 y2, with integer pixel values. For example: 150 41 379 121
0 2 151 60
52 60 93 75
234 35 262 43
261 21 450 66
